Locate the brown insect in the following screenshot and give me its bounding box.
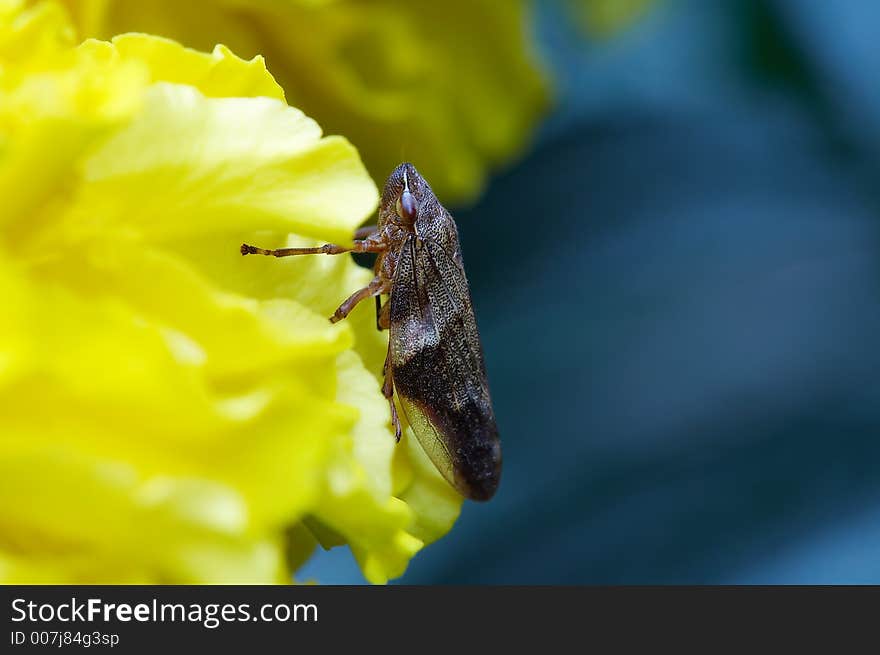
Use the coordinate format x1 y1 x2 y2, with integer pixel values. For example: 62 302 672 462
241 163 501 501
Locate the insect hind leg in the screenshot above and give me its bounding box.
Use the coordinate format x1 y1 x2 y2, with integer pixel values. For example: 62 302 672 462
375 296 391 331
382 351 402 442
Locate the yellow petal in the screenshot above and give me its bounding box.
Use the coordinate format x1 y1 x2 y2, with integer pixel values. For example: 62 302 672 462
80 34 286 101
56 82 377 245
396 426 463 544
1 5 463 585
0 449 286 583
307 351 425 584
0 0 75 67
60 0 551 202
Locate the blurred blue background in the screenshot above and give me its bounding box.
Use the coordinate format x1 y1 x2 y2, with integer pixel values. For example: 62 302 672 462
301 0 880 583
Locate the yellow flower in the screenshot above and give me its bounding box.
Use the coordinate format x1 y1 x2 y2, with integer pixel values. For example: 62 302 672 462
0 0 461 584
57 0 550 203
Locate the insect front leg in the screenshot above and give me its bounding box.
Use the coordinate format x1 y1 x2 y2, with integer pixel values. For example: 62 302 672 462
382 347 402 442
240 238 385 257
330 276 389 324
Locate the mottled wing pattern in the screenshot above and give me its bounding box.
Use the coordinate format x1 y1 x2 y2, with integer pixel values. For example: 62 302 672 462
389 235 501 500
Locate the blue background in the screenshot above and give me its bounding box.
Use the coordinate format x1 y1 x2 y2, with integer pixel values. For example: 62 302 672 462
301 0 880 584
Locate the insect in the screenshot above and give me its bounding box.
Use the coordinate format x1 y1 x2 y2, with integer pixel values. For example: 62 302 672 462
241 163 501 501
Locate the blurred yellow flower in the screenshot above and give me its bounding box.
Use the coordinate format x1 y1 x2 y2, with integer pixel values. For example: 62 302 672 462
0 0 461 584
57 0 550 203
576 0 656 37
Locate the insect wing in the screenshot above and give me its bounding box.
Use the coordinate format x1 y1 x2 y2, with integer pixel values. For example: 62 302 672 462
389 236 501 501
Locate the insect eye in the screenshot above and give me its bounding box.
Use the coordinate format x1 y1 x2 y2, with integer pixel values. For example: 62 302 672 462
398 189 418 223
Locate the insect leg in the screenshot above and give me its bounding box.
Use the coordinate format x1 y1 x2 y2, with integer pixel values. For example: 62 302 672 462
382 347 402 442
330 276 389 324
354 224 378 240
240 239 385 257
375 296 391 331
